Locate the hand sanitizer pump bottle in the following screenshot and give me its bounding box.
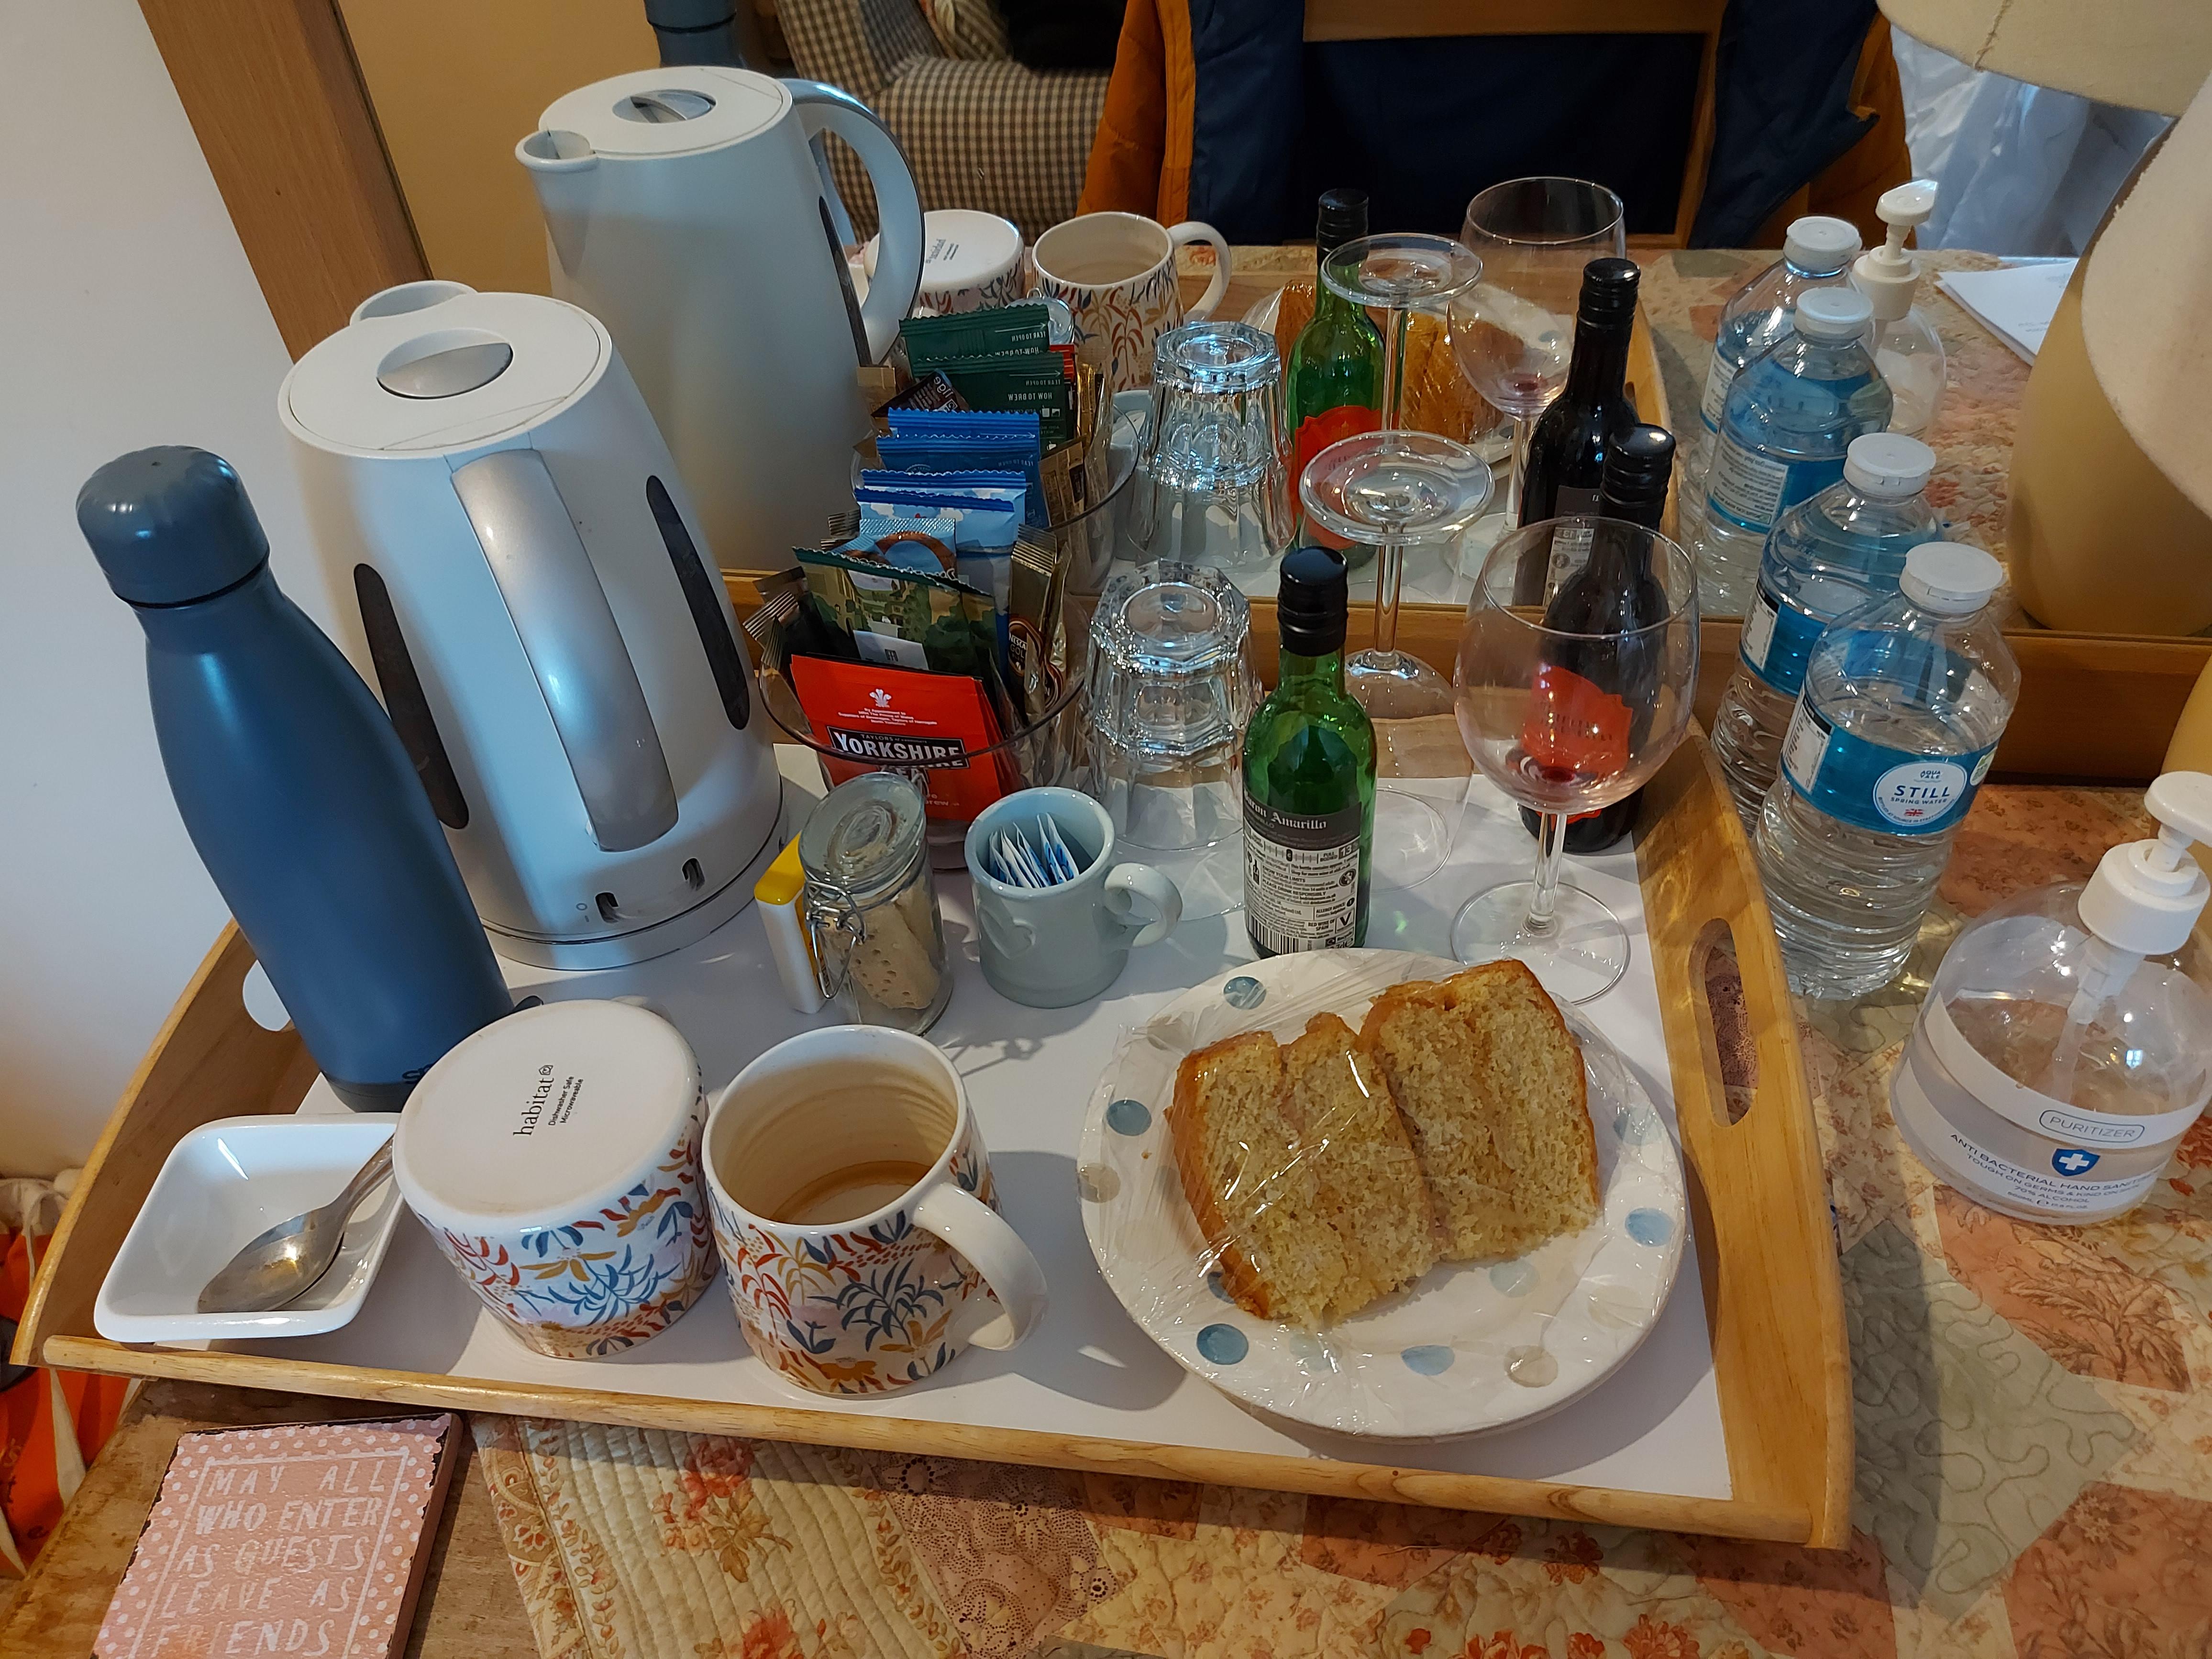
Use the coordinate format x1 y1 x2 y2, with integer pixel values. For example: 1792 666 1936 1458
1890 772 2212 1223
1853 180 1947 442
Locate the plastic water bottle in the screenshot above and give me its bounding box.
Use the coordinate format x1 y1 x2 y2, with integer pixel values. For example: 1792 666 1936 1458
1755 543 2019 1000
1710 433 1944 822
1690 216 1861 491
1694 287 1893 616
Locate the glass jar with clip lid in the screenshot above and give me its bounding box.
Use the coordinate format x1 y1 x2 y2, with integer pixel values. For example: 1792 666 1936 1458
798 772 951 1033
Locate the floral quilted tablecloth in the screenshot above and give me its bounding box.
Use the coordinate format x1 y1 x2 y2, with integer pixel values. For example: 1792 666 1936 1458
468 785 2212 1659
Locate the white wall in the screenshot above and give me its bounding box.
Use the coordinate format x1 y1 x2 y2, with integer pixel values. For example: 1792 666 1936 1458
0 0 339 1175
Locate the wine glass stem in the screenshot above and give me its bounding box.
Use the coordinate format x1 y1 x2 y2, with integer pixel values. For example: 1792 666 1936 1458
1373 537 1404 658
1526 810 1568 936
1382 302 1409 432
1507 414 1531 521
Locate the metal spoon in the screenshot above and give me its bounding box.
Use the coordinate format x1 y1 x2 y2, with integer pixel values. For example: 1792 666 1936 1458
197 1140 395 1314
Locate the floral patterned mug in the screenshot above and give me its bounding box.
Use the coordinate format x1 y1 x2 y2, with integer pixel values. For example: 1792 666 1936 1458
703 1025 1048 1396
1030 211 1231 392
394 999 719 1360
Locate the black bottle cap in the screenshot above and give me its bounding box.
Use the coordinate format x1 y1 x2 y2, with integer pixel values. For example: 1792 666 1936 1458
78 447 269 608
1598 425 1676 521
1316 188 1369 255
1577 257 1641 327
1278 546 1350 656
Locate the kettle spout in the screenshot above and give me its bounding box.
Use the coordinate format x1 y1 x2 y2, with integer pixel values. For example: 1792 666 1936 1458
516 130 599 284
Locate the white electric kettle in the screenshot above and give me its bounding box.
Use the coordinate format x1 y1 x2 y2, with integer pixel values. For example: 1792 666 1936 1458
518 70 924 571
279 281 784 970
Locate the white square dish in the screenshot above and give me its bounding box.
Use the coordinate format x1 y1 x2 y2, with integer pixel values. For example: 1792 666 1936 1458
94 1116 402 1343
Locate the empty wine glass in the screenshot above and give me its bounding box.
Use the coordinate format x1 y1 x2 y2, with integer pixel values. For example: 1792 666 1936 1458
1452 520 1697 1002
1451 179 1626 521
1301 232 1490 888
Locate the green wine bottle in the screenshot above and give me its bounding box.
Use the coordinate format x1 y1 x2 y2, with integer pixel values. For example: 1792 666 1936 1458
1242 548 1376 956
1286 189 1383 552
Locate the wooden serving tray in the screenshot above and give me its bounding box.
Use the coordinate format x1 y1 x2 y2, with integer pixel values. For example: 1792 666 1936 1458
14 734 1850 1546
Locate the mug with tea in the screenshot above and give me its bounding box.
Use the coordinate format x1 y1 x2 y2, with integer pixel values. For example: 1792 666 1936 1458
704 1025 1047 1395
964 788 1183 1007
1030 211 1232 391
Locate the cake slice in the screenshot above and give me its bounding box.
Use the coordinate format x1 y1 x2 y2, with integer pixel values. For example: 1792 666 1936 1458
1359 961 1597 1261
1168 1017 1437 1327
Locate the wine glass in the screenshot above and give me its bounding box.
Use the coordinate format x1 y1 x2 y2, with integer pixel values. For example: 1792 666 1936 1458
1452 520 1698 1002
1300 232 1491 887
1450 179 1627 522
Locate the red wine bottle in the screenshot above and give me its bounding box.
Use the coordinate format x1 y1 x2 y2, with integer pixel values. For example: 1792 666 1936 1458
1519 424 1675 852
1513 258 1640 605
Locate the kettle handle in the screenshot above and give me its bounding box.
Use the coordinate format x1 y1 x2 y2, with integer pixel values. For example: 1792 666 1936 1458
785 80 922 364
450 449 679 854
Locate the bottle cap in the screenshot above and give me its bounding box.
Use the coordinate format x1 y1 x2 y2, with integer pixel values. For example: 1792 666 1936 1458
1278 546 1349 657
1599 425 1676 518
1783 215 1861 274
1900 542 2001 613
2078 772 2212 955
1576 257 1640 326
1843 432 1937 497
1793 287 1873 342
1316 188 1369 254
77 447 270 608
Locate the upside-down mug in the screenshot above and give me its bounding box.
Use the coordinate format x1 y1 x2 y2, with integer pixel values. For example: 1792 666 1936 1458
1030 211 1232 391
395 999 719 1359
703 1025 1048 1395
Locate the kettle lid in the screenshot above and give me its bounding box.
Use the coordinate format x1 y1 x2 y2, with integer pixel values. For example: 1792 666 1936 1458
533 66 788 161
280 286 608 456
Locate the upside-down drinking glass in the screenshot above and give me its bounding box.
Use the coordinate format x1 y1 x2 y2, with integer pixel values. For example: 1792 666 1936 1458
1452 520 1698 1002
1450 179 1627 522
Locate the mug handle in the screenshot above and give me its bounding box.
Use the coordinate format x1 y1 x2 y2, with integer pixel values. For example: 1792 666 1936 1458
910 1180 1048 1349
1105 863 1183 948
1167 221 1232 319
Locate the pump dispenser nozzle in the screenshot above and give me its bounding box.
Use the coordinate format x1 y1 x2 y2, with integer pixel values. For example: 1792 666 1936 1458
1854 180 1938 324
2041 771 2212 1101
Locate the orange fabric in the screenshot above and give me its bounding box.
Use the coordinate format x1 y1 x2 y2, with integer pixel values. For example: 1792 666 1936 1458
1077 0 1195 225
1752 20 1912 249
1 1226 130 1570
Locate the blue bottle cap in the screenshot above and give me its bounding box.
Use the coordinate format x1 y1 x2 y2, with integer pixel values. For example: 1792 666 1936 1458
77 446 269 607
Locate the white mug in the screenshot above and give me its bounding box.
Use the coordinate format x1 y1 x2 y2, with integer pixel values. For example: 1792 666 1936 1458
1030 211 1231 391
703 1025 1047 1395
395 1000 719 1360
867 208 1026 316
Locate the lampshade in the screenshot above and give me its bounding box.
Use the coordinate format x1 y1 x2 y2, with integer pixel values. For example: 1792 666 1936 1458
2080 75 2212 520
1876 0 2210 118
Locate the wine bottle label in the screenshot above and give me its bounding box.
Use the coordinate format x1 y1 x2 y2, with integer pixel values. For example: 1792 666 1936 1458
1707 442 1847 534
1699 354 1736 432
1781 700 1996 836
1545 487 1602 585
1740 583 1825 696
1293 404 1381 550
1244 796 1363 953
1523 664 1631 776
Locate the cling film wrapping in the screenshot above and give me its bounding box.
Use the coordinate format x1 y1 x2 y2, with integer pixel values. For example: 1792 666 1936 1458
1074 951 1687 1439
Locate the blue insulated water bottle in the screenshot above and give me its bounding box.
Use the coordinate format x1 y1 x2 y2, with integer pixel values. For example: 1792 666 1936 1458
79 447 511 1109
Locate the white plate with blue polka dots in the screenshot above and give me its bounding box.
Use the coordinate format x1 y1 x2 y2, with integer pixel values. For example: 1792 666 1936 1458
1076 949 1686 1439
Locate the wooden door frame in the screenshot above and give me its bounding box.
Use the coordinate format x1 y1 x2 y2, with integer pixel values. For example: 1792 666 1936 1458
139 0 427 358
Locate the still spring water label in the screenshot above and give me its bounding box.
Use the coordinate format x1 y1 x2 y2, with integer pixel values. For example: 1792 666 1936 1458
1244 796 1362 953
1781 701 1995 835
